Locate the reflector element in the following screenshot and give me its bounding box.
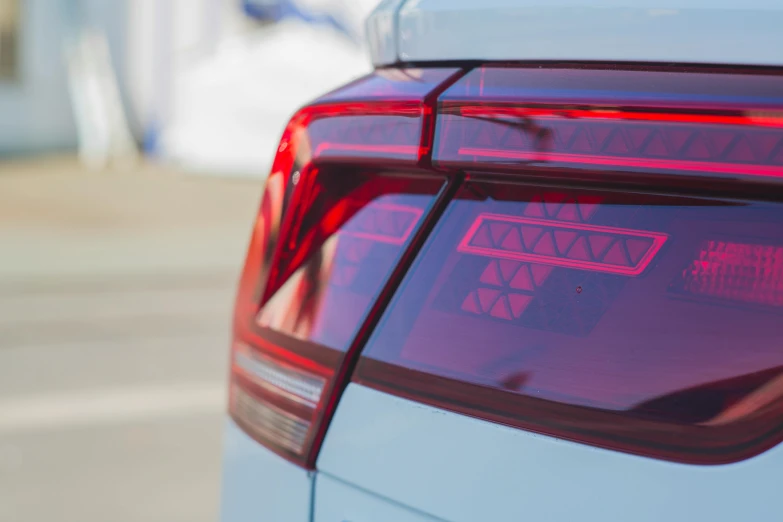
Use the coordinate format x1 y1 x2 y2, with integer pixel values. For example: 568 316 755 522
230 385 311 454
230 342 329 456
233 343 326 407
458 214 667 276
676 240 783 307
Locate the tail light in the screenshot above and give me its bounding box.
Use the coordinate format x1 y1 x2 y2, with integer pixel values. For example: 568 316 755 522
353 66 783 465
234 64 783 467
230 68 462 467
433 67 783 181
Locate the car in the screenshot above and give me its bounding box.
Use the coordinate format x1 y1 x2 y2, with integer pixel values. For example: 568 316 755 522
219 1 783 520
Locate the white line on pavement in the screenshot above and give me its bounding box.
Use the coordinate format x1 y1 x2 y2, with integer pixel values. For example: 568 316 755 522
0 383 226 433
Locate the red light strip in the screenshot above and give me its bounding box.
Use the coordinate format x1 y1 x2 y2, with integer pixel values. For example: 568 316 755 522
340 203 424 245
304 101 422 119
313 142 421 158
458 148 783 178
436 101 783 178
455 105 783 129
458 213 668 276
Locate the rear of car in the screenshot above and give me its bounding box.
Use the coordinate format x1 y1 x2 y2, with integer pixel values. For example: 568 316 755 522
220 1 783 520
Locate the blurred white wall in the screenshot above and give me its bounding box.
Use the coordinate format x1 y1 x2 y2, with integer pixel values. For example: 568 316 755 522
126 0 246 151
0 0 129 156
0 0 382 165
130 0 381 176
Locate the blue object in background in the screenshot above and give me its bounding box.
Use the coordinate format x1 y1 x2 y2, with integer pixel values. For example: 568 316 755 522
242 0 357 42
241 0 282 21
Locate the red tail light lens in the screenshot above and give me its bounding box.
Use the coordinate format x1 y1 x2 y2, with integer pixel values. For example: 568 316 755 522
673 240 783 307
434 67 783 181
232 171 444 467
230 68 459 467
355 180 783 465
234 63 783 466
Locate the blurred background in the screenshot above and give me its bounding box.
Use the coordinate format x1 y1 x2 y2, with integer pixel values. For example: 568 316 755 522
0 0 379 520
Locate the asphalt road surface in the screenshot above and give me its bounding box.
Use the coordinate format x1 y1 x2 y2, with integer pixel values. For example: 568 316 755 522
0 158 262 522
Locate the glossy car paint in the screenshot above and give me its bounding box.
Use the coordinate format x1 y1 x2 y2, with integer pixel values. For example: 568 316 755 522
317 384 782 522
365 0 405 66
366 0 783 67
314 473 440 522
219 419 312 522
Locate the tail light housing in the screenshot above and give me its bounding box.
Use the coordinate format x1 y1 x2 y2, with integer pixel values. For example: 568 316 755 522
229 68 461 467
353 66 783 465
233 63 783 467
433 67 783 181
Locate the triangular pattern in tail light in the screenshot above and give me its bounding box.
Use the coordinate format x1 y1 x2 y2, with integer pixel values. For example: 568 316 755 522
353 66 783 465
